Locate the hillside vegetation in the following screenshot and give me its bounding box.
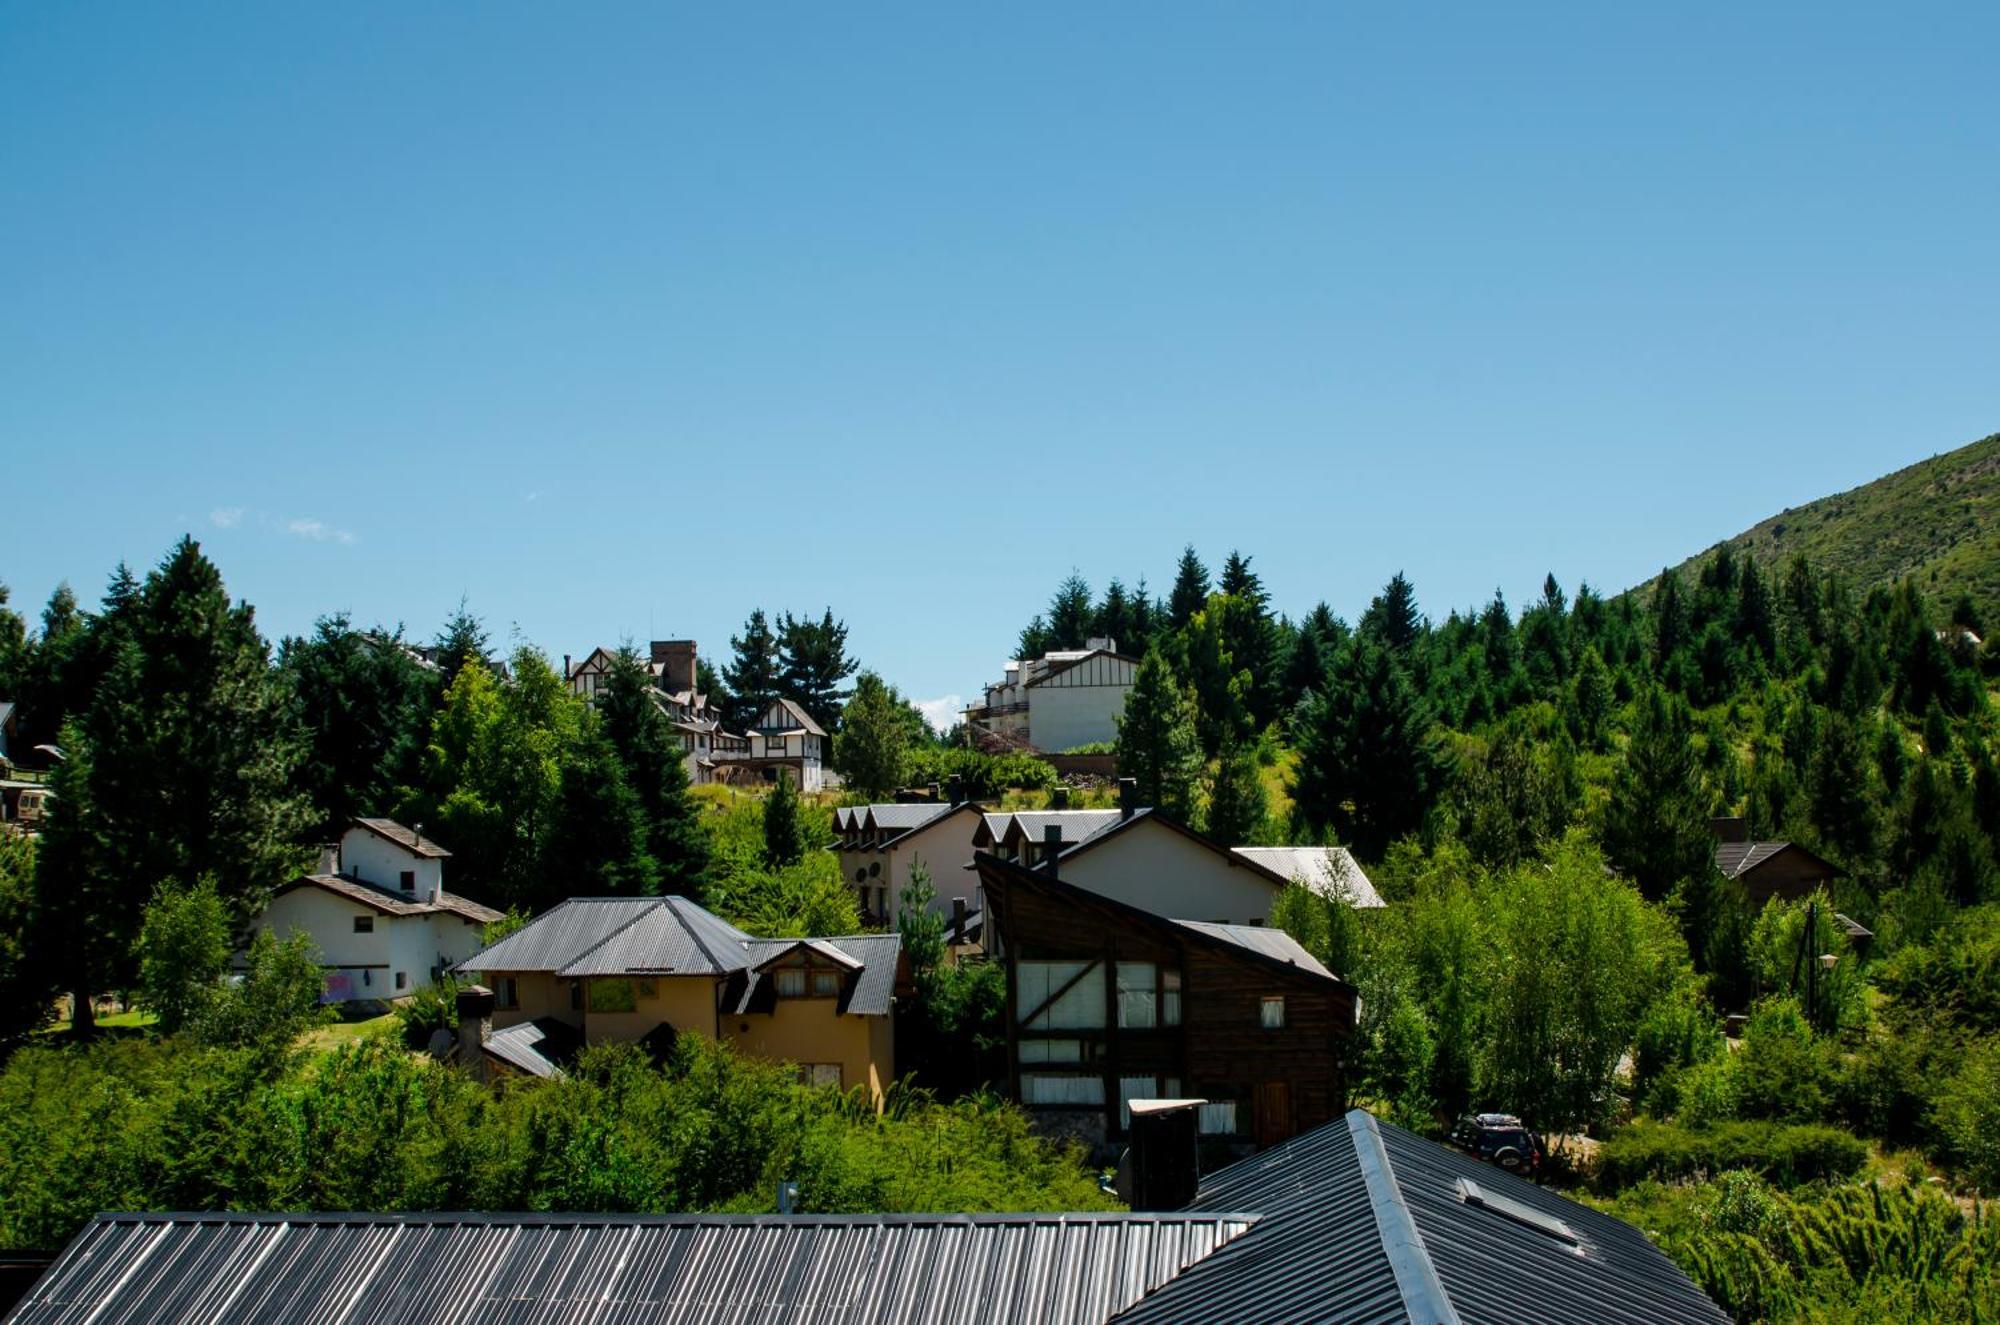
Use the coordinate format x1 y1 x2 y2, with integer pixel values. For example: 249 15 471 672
1655 431 2000 626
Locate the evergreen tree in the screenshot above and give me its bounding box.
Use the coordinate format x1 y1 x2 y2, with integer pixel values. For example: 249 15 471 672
1651 568 1689 675
1015 615 1053 662
1808 712 1878 872
833 672 912 799
1203 737 1268 846
278 616 439 832
1096 579 1132 653
1361 572 1422 653
1568 645 1614 750
777 609 857 733
1167 545 1210 628
762 770 806 868
1290 638 1443 858
1600 684 1713 901
0 582 23 701
544 724 658 903
1736 560 1777 664
1113 651 1202 818
595 646 710 896
1125 577 1158 657
1280 612 1331 713
1180 597 1254 755
1218 550 1266 609
723 609 783 731
1045 574 1095 650
34 538 310 1034
434 599 490 689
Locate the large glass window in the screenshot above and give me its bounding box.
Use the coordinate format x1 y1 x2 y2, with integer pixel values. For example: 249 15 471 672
1163 969 1183 1027
1199 1101 1240 1135
1015 961 1106 1030
1116 962 1157 1029
1018 1039 1083 1063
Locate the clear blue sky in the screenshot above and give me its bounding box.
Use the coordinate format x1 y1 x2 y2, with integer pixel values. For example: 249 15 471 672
5 3 1996 718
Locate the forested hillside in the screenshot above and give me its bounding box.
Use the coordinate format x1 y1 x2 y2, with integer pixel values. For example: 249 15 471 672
1652 430 2000 629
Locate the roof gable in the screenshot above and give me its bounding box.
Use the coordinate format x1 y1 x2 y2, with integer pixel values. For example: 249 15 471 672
1230 846 1385 909
348 817 451 859
1714 839 1841 881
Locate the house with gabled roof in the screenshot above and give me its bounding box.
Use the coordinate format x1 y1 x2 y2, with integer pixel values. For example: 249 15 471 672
1712 816 1843 905
964 638 1139 753
250 817 502 1003
454 895 897 1098
976 849 1360 1153
832 801 986 925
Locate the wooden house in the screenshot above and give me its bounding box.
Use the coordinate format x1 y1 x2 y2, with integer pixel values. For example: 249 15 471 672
1712 817 1843 905
975 849 1358 1155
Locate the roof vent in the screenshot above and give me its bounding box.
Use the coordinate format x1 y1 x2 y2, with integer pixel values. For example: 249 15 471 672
1455 1177 1580 1249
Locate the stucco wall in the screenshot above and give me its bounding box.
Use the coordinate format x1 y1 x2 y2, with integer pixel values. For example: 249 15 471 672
1060 820 1279 925
339 828 444 899
1028 685 1129 753
584 977 719 1043
254 886 481 1000
722 998 889 1100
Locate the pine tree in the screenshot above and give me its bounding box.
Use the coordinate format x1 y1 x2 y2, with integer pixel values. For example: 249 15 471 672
723 609 783 731
1290 638 1443 858
1126 577 1158 656
595 646 710 896
1204 737 1268 846
278 615 439 832
1600 684 1714 901
763 770 806 868
777 609 857 733
1096 579 1132 653
1114 651 1202 818
34 538 310 1034
1568 645 1614 750
1168 545 1211 628
545 722 658 903
1280 613 1330 713
434 599 490 689
1652 568 1689 675
1218 550 1267 611
1361 573 1422 653
1046 574 1095 649
833 672 912 799
1736 560 1777 664
1016 615 1053 662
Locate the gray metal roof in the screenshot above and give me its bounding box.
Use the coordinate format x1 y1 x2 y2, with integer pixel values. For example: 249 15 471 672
1171 921 1334 980
457 898 661 973
975 810 1125 850
727 934 901 1016
1120 1110 1728 1325
277 874 502 925
559 898 758 977
860 803 954 834
1230 846 1386 909
9 1211 1254 1325
483 1016 582 1079
1713 840 1791 877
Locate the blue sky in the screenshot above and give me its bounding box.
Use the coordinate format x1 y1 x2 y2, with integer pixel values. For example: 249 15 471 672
4 3 1996 719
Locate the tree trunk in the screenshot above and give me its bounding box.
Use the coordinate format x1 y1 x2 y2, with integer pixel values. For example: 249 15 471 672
70 985 96 1037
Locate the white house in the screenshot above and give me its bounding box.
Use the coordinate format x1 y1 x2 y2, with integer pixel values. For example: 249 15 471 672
832 802 986 926
728 697 830 791
252 817 502 1003
963 639 1137 753
971 803 1383 930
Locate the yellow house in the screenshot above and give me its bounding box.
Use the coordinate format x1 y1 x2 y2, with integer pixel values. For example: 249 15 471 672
454 896 900 1101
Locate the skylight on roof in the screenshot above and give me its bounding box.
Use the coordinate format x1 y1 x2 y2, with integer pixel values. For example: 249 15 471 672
1455 1178 1580 1249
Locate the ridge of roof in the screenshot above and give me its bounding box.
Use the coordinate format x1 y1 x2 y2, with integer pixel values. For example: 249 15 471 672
351 817 451 858
1349 1110 1463 1325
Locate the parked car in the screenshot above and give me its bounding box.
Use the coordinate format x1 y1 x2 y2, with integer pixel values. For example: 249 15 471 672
1450 1113 1543 1175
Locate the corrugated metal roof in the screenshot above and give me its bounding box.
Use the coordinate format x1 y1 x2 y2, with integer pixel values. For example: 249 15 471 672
1171 921 1334 980
860 803 955 833
351 817 451 858
1714 840 1792 877
559 898 756 977
457 898 661 974
1230 847 1386 909
483 1017 582 1079
728 935 901 1016
1121 1109 1728 1325
975 810 1125 850
9 1211 1255 1325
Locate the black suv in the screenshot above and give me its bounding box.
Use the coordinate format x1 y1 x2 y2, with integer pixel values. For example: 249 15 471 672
1450 1113 1543 1175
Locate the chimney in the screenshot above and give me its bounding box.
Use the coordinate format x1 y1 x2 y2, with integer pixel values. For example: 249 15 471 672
1712 815 1749 843
563 653 572 681
316 842 340 876
1043 824 1063 878
951 898 967 945
1122 1099 1205 1210
927 782 941 803
946 775 967 805
1118 778 1139 818
651 640 698 693
456 984 495 1082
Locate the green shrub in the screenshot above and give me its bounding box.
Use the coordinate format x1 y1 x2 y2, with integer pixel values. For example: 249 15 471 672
1595 1120 1868 1191
1928 1039 2000 1193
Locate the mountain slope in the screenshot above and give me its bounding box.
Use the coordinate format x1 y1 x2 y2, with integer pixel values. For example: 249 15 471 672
1652 431 2000 622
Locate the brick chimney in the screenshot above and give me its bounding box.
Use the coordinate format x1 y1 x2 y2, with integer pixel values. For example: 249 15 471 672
456 984 495 1082
651 640 698 693
1043 824 1063 878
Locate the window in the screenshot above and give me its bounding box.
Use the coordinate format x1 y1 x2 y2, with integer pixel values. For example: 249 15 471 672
811 970 842 998
774 969 807 998
589 979 636 1013
1198 1101 1239 1135
1260 996 1287 1029
802 1063 842 1088
1119 1075 1161 1126
1018 1039 1083 1063
399 870 415 893
1022 1073 1105 1106
765 738 786 756
1116 962 1157 1029
570 981 583 1011
352 915 374 933
394 971 407 991
1163 969 1182 1027
1015 960 1107 1031
495 977 519 1010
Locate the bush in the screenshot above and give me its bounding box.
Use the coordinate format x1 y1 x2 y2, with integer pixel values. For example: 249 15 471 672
1928 1039 2000 1193
1595 1120 1868 1191
1730 999 1839 1124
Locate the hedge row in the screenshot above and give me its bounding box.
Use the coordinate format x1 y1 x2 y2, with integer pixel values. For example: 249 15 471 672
1596 1120 1868 1190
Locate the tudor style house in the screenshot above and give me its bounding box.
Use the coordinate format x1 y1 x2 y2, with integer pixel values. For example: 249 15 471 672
739 696 830 791
963 638 1138 753
832 801 986 926
972 798 1383 929
454 895 897 1096
564 641 750 785
1712 816 1843 905
252 818 501 1002
976 850 1359 1153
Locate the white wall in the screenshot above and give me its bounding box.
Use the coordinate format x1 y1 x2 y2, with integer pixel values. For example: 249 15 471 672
339 826 443 900
1028 685 1130 752
1058 819 1279 925
252 885 487 1002
838 812 984 920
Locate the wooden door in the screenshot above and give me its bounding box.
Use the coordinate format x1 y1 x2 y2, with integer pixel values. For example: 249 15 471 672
1254 1081 1292 1147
